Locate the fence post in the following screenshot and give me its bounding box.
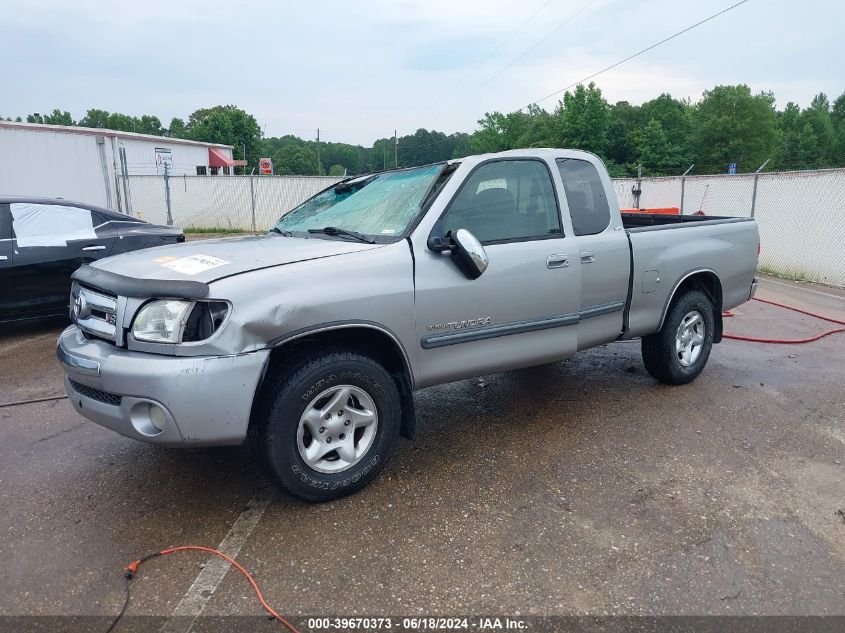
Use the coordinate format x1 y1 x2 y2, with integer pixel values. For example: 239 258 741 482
750 159 770 218
164 163 173 226
679 164 694 214
632 164 642 209
250 175 257 232
119 146 132 216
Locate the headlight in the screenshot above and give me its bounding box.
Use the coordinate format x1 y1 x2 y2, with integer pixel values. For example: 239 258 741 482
132 300 194 343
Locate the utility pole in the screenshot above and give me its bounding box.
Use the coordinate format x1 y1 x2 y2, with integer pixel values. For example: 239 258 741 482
316 128 321 175
394 130 398 168
242 141 246 175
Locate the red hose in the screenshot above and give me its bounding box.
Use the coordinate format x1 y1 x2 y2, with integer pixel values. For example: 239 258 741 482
722 297 845 344
122 545 301 633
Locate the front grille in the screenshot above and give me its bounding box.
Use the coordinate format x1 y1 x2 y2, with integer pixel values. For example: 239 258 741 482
71 283 118 343
69 379 123 406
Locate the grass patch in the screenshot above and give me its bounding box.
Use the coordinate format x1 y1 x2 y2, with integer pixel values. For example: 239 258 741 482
758 266 811 283
183 226 248 234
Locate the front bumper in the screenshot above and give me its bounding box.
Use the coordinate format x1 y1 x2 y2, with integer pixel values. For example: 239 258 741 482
57 326 270 446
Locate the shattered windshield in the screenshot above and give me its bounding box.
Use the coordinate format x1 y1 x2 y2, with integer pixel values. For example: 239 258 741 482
272 164 443 240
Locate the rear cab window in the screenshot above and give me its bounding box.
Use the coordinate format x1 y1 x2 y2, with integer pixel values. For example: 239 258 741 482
556 158 611 236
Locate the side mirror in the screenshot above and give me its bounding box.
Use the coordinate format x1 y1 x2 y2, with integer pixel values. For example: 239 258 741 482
451 229 488 279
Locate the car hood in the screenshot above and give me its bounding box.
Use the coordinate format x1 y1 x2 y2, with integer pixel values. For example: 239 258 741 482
92 234 382 283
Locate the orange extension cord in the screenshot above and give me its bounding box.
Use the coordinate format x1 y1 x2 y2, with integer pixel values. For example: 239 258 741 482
722 297 845 344
110 545 301 633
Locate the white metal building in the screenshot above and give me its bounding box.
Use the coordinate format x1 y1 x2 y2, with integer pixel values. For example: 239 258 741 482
0 121 245 212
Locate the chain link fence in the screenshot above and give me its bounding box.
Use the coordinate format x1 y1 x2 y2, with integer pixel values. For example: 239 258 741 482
614 168 845 287
122 169 845 287
125 174 342 232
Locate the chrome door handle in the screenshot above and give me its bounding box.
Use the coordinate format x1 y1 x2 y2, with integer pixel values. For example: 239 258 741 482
82 245 106 251
580 250 595 263
0 255 7 261
546 254 569 269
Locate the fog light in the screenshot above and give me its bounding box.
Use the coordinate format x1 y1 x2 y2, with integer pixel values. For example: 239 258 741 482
149 404 167 432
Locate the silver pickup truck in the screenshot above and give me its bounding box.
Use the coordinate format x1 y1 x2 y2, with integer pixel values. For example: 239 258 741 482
57 149 759 501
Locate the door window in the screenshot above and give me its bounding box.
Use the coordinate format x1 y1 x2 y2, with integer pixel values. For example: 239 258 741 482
10 203 98 247
556 158 611 236
439 160 561 244
0 203 11 240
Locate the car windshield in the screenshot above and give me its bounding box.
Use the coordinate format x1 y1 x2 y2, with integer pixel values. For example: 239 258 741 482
272 164 443 240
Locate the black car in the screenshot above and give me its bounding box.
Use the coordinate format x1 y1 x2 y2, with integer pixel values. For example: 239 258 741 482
0 197 184 323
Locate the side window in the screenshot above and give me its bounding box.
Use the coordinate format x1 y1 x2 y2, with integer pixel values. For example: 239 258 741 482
10 203 97 247
440 160 561 243
0 203 11 240
556 158 611 236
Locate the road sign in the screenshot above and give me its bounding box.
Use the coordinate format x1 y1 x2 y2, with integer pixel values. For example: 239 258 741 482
155 147 173 175
259 158 273 175
728 162 737 175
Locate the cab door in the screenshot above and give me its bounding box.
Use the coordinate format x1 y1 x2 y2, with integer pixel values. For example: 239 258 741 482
411 158 581 388
556 157 630 350
10 202 116 318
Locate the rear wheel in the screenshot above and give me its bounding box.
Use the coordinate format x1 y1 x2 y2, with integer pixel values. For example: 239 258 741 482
642 290 715 385
250 351 400 502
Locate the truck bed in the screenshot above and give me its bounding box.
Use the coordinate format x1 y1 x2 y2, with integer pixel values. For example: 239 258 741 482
621 212 739 229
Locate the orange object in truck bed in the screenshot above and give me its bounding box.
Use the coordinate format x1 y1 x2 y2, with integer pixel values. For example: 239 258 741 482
620 207 680 215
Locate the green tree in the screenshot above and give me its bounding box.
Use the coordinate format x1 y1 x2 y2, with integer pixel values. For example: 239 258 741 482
795 122 819 168
691 85 780 172
832 92 845 164
328 164 346 176
551 83 609 155
186 105 262 172
105 112 138 132
79 108 110 128
628 119 685 175
28 109 75 125
272 144 319 175
800 93 834 166
167 117 187 138
606 101 643 170
136 115 164 136
777 101 803 169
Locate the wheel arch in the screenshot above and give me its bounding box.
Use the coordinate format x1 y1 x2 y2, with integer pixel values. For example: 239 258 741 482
659 269 724 343
253 321 417 439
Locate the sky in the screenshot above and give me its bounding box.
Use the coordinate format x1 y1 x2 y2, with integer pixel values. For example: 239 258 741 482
1 0 843 146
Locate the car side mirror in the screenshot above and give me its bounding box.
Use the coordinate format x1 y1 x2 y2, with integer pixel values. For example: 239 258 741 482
436 228 487 280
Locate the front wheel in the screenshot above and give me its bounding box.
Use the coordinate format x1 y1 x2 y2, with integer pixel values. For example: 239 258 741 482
250 351 401 502
641 289 715 385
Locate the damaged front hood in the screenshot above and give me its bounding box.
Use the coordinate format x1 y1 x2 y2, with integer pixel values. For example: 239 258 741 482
91 234 381 283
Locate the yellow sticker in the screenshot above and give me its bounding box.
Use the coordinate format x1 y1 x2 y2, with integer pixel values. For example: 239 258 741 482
153 256 177 263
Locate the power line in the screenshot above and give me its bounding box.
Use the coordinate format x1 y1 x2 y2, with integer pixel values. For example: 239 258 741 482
423 0 599 128
524 0 752 109
407 0 555 126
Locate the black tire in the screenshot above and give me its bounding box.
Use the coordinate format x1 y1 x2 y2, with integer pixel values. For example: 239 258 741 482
250 350 401 502
641 289 715 385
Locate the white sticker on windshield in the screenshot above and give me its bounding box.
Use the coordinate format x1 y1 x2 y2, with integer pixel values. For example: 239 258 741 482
160 254 230 275
380 228 397 234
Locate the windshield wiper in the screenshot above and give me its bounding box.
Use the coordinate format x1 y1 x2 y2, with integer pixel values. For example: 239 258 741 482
307 226 375 244
269 227 294 236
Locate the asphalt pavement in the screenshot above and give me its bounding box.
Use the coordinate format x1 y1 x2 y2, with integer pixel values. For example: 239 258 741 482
0 275 843 628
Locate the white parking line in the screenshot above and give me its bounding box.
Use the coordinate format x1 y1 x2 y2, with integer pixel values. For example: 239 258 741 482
160 486 275 633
